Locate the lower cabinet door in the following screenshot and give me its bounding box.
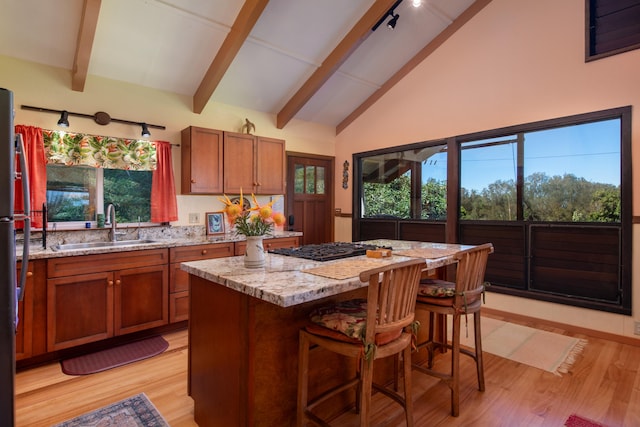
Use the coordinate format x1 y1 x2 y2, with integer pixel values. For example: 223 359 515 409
115 264 169 335
47 271 114 352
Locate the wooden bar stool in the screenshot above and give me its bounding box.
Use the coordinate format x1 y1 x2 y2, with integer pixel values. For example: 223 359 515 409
297 258 425 427
412 243 494 417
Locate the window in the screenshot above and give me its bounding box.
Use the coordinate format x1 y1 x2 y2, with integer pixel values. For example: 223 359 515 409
360 143 447 220
46 164 152 227
460 119 621 222
587 0 640 60
353 106 631 314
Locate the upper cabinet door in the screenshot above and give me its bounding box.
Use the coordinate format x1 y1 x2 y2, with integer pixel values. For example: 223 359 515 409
255 136 285 195
181 127 224 194
223 132 256 194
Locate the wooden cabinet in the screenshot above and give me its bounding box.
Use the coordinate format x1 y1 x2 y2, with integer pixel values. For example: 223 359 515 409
181 126 224 194
46 249 169 351
234 236 299 256
224 132 285 194
169 242 234 323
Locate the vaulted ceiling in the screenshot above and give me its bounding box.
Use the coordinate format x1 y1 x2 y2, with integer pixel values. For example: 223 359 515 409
0 0 491 133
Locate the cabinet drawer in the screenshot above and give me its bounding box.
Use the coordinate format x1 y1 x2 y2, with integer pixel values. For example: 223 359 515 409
234 237 299 256
170 242 234 263
47 248 169 278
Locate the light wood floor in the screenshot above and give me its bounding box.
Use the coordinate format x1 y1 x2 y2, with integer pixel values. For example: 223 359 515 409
15 314 640 427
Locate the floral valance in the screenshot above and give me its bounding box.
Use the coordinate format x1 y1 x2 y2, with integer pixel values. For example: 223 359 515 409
43 130 157 171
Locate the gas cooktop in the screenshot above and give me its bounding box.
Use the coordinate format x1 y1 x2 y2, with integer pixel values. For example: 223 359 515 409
269 242 390 262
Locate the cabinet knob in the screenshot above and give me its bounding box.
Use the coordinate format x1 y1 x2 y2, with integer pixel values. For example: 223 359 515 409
26 271 33 278
116 279 121 285
191 179 196 183
108 280 114 286
202 249 207 255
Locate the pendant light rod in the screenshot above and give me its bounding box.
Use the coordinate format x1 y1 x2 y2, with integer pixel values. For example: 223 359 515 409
20 105 166 130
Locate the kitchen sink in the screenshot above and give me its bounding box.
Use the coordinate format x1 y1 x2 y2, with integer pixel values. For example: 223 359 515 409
51 239 159 251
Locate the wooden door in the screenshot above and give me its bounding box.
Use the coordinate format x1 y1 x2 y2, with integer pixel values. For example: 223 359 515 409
286 154 334 245
181 127 224 194
115 264 168 335
47 272 114 351
223 132 256 193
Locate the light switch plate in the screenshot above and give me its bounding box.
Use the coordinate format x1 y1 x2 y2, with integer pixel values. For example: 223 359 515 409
634 321 640 336
189 213 200 224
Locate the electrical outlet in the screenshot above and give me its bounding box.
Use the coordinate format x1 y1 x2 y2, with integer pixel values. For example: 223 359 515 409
189 213 200 224
634 321 640 336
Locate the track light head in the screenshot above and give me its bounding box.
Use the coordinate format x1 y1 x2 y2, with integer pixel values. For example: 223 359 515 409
141 123 151 138
387 13 399 29
57 110 69 127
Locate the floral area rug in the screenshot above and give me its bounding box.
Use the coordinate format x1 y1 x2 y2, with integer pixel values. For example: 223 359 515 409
455 317 587 376
51 393 169 427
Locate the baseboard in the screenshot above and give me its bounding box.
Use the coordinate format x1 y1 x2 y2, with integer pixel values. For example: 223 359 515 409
483 308 640 348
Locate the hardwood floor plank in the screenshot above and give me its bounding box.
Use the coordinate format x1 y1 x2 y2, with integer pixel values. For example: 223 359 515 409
15 319 640 427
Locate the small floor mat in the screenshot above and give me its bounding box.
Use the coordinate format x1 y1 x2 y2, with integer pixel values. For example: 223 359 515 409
61 335 169 375
565 414 606 427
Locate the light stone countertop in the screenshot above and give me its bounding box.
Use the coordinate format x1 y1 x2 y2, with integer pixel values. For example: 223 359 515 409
181 240 472 307
19 230 302 260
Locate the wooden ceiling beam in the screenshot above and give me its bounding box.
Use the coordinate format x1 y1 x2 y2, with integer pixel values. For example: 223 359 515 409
276 0 399 130
336 0 494 135
193 0 270 114
72 0 101 92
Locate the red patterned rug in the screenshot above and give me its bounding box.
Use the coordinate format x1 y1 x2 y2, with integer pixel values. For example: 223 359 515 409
565 414 606 427
61 335 169 375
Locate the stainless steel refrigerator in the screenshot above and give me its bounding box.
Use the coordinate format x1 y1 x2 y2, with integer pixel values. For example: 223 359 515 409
0 88 30 427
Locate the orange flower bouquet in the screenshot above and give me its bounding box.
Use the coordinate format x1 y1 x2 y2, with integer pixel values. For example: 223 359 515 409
218 190 286 236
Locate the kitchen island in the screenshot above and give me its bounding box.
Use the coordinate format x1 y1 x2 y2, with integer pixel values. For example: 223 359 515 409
181 240 471 427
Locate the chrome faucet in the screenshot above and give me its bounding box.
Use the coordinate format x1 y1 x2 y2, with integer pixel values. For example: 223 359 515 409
105 204 118 242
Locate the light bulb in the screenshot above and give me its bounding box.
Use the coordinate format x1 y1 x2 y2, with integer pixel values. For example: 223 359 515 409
412 0 422 7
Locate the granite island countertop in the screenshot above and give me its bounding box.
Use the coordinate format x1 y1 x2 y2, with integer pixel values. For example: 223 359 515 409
181 240 472 307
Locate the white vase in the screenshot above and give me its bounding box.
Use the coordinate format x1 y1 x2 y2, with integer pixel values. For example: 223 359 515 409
244 236 265 268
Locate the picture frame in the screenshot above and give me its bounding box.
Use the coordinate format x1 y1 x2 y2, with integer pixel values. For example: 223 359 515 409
205 212 225 236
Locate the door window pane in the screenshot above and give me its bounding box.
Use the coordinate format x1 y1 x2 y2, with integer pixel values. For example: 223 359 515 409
294 164 304 193
316 166 325 194
305 166 315 194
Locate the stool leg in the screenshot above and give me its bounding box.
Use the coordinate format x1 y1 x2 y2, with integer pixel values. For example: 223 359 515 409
359 359 374 427
451 313 460 417
297 331 309 427
402 345 415 427
474 312 485 391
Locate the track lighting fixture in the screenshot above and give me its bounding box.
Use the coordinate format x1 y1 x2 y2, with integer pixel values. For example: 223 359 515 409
387 12 399 30
20 105 165 136
141 123 151 137
57 110 69 127
372 0 403 31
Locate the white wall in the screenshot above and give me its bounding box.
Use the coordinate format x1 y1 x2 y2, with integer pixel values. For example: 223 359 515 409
1 54 337 225
334 0 640 339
